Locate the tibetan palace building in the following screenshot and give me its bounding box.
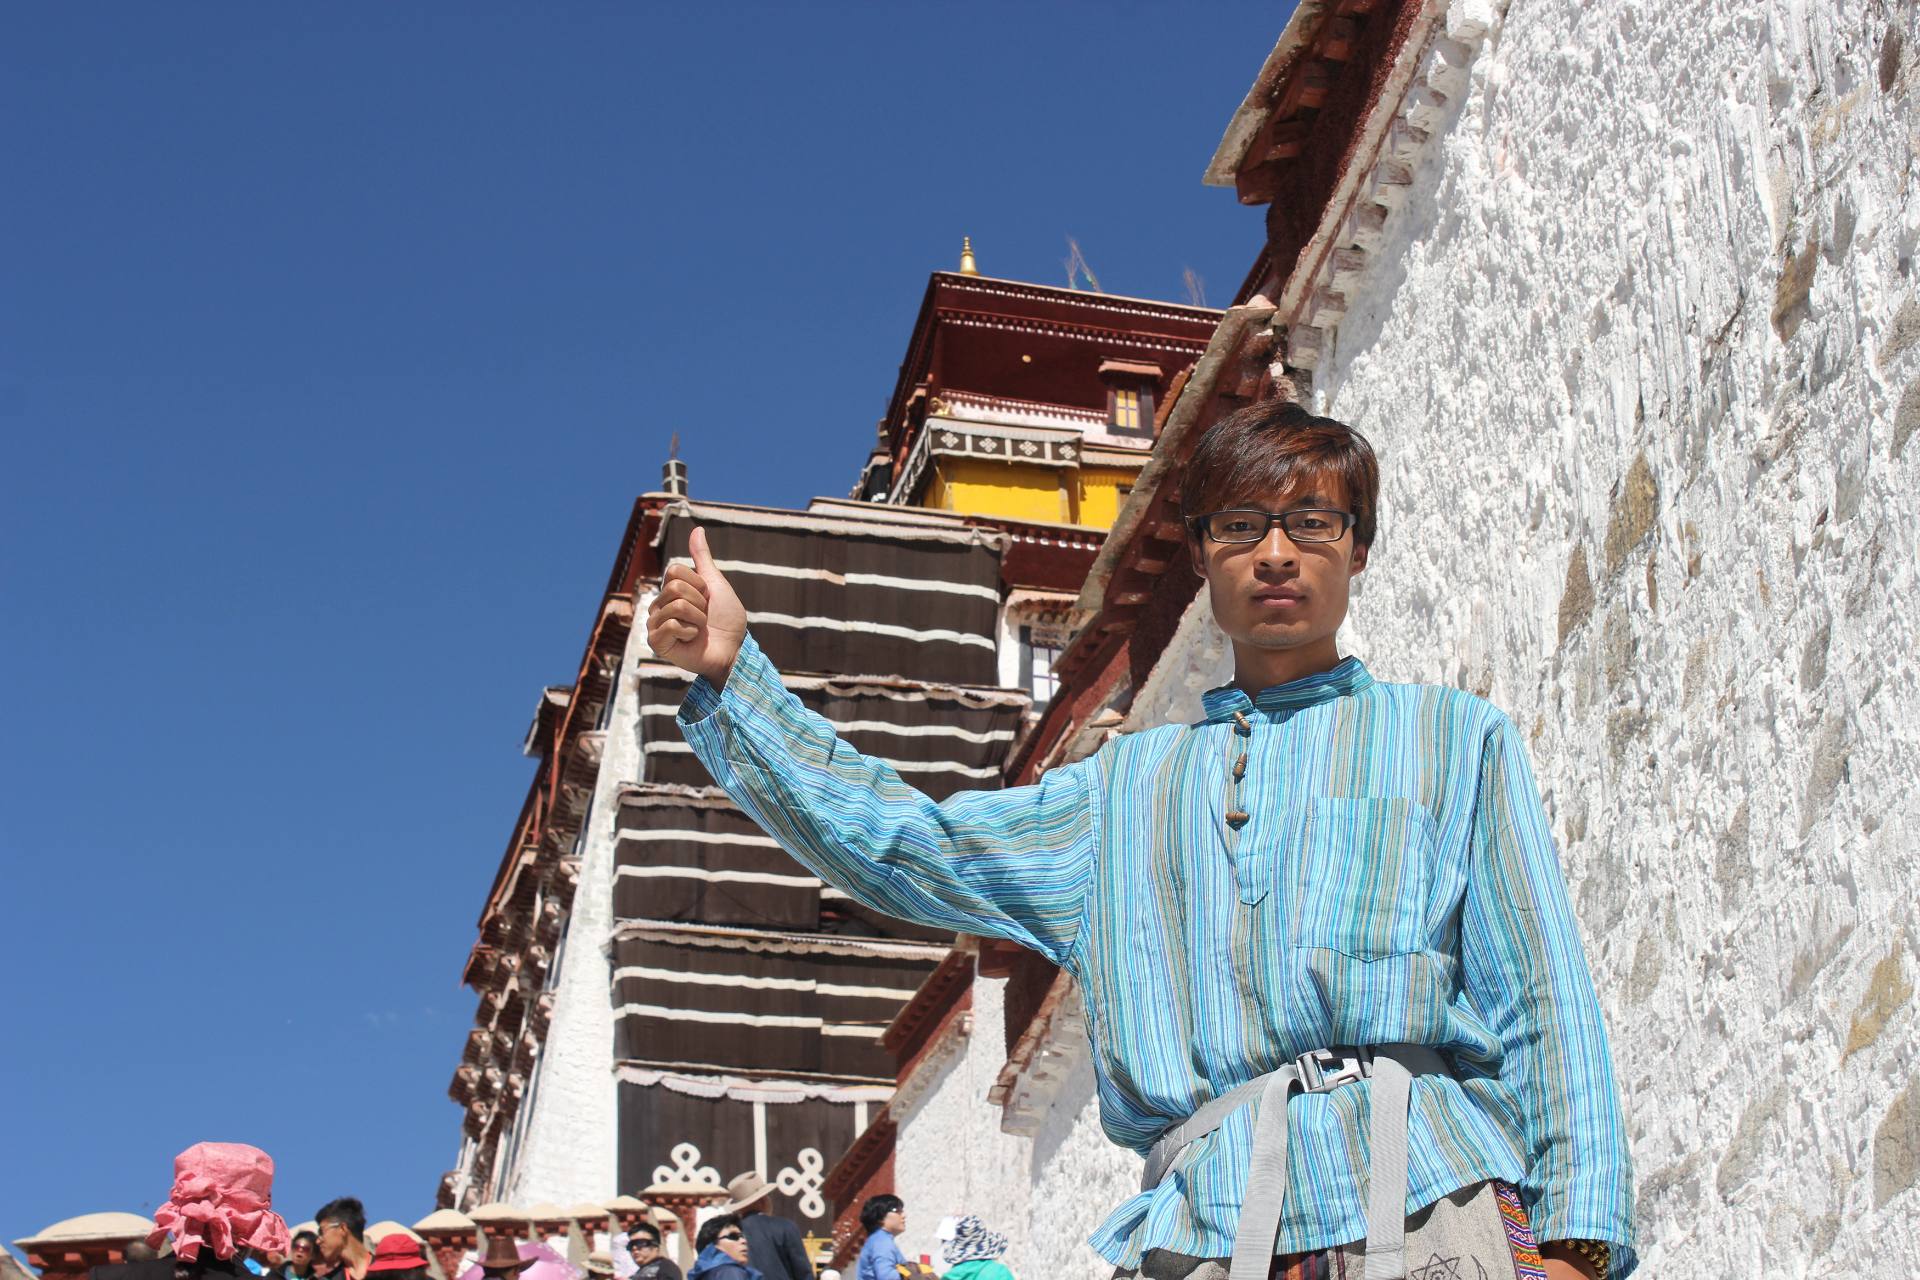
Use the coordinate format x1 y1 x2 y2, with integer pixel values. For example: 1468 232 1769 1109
440 249 1218 1254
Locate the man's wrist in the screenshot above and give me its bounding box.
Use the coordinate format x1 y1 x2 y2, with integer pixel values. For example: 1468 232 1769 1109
698 636 747 691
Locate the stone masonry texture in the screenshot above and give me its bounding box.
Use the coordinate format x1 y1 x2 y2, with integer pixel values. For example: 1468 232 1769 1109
1298 0 1920 1271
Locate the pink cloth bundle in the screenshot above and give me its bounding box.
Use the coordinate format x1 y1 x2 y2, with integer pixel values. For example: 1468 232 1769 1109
149 1142 292 1260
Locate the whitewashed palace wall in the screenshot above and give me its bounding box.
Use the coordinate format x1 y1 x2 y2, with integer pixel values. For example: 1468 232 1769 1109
493 594 657 1204
886 966 1139 1280
987 1 1920 1273
1227 0 1919 1271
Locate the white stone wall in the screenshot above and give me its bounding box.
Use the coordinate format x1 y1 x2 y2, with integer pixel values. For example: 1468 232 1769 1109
891 974 1034 1271
1142 0 1919 1271
887 969 1138 1280
496 594 657 1204
1021 1055 1141 1280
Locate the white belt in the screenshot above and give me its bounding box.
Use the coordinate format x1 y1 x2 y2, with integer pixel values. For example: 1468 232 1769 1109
1139 1044 1451 1280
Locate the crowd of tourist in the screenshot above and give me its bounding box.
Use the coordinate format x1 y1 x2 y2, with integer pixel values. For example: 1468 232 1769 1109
99 1144 1016 1280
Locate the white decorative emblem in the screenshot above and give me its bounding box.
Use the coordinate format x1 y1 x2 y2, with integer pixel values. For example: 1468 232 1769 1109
1017 440 1038 456
978 436 999 452
938 431 960 448
775 1148 827 1219
653 1141 721 1186
1058 445 1077 461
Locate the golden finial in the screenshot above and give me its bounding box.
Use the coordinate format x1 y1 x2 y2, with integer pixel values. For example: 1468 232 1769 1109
958 236 980 276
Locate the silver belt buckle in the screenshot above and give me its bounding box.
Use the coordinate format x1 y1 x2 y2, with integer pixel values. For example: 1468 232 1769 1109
1295 1045 1372 1092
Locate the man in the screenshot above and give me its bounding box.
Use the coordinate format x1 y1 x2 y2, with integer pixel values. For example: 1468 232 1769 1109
622 1223 681 1280
687 1217 756 1280
310 1200 370 1280
724 1173 813 1280
279 1232 317 1280
472 1238 533 1280
648 399 1634 1280
851 1199 907 1280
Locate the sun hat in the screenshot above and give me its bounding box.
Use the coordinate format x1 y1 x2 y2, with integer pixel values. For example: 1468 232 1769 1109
584 1253 614 1278
723 1173 775 1213
148 1143 292 1262
367 1236 430 1275
475 1238 535 1276
939 1218 1006 1266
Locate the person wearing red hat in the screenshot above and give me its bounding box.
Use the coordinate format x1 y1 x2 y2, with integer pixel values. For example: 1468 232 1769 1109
363 1238 430 1280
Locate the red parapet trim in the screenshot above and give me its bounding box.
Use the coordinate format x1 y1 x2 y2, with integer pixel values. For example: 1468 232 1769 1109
988 966 1076 1108
1243 0 1433 308
895 989 973 1087
826 1144 895 1270
998 947 1060 1058
880 947 974 1065
882 272 1223 474
821 1110 896 1212
975 938 1025 979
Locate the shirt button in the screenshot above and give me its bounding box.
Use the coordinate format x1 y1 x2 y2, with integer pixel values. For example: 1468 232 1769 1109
1225 809 1250 827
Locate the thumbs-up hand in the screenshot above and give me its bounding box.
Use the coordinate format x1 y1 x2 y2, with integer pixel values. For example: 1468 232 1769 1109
647 526 749 688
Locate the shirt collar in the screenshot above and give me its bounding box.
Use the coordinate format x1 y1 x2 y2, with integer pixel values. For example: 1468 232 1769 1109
1200 656 1374 723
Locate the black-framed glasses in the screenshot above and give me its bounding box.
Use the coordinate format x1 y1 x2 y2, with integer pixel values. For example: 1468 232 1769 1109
1193 508 1355 544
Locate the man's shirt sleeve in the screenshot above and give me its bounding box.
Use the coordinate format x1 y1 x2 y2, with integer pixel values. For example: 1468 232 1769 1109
677 633 1100 965
1460 713 1637 1274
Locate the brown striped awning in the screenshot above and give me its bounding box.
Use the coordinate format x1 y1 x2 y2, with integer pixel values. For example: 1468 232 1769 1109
654 503 1006 686
634 664 1028 803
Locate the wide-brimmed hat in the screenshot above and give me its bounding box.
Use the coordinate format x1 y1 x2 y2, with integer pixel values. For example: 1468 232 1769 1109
367 1236 429 1275
940 1218 1006 1266
724 1172 775 1213
584 1253 614 1278
149 1143 292 1262
476 1238 534 1276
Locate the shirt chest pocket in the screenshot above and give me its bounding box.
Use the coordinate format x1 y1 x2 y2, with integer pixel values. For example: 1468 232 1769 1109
1282 796 1436 959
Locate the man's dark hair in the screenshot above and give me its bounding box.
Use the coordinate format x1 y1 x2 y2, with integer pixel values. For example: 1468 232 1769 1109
628 1225 661 1248
292 1233 318 1249
1180 399 1380 550
314 1199 366 1241
695 1214 741 1253
858 1195 902 1237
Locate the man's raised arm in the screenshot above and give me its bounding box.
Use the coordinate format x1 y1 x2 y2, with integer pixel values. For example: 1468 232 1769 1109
645 528 1099 965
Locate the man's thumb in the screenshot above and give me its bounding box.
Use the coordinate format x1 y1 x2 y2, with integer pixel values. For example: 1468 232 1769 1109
689 526 724 585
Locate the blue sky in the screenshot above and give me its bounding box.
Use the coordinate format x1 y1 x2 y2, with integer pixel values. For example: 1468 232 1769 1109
0 2 1286 1245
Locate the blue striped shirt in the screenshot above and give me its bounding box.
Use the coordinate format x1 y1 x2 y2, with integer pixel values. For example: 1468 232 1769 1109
680 634 1635 1275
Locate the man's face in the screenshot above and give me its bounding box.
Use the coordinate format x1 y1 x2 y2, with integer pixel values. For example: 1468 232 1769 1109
1188 476 1367 662
628 1234 661 1267
881 1208 906 1236
315 1223 349 1265
713 1227 749 1266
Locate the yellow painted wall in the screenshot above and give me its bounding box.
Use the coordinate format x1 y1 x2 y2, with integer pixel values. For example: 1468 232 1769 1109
1072 465 1141 529
921 458 1144 529
926 460 1069 523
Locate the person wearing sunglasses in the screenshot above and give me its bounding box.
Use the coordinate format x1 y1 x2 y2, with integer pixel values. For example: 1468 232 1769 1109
624 1224 681 1280
688 1216 759 1280
653 398 1633 1279
309 1200 370 1280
